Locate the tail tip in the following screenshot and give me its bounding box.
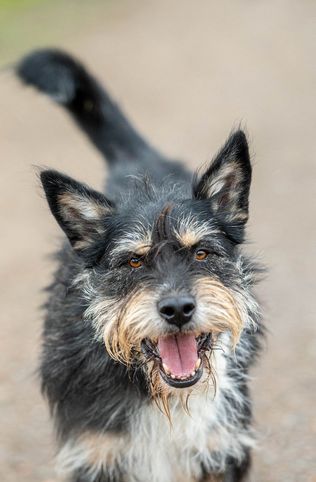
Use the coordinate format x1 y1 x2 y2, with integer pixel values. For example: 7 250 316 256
16 48 79 104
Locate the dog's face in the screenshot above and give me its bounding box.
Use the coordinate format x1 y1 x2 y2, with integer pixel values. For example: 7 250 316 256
41 131 256 398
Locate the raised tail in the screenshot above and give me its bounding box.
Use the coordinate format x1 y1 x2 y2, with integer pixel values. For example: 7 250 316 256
16 49 161 164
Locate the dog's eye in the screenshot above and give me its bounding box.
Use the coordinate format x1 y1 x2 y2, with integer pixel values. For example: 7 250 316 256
128 257 143 269
195 249 209 261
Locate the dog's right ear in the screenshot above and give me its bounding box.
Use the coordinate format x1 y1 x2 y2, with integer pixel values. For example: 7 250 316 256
40 170 114 256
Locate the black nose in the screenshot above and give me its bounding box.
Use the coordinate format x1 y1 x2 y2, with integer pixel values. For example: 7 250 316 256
158 296 196 327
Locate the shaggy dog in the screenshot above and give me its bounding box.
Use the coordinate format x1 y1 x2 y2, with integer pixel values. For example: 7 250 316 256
17 49 263 482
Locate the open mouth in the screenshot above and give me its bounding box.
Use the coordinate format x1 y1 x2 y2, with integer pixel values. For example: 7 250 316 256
141 333 212 388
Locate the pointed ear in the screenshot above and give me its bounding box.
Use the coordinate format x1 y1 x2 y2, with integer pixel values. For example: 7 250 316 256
40 170 114 255
193 130 252 225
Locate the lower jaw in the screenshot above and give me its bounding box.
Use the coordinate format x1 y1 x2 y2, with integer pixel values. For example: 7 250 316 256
158 361 204 388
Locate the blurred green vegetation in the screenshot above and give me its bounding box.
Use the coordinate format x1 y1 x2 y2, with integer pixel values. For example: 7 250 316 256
0 0 44 8
0 0 114 66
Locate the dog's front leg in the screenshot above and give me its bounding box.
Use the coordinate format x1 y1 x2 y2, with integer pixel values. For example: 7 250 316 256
223 452 251 482
200 452 251 482
199 473 225 482
70 466 123 482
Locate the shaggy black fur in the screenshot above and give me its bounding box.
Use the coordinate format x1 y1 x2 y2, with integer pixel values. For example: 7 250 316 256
17 49 263 482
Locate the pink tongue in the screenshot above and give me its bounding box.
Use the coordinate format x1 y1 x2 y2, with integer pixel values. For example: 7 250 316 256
158 333 198 377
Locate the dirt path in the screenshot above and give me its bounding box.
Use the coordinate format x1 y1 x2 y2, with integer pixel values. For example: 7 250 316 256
1 1 315 480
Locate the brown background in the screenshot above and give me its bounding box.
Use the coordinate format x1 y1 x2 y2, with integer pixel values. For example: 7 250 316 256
1 1 315 481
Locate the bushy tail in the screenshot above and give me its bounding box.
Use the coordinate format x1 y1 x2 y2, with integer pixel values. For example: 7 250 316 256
17 49 161 164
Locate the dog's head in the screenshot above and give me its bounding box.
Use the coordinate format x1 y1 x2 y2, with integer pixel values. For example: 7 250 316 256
41 130 258 402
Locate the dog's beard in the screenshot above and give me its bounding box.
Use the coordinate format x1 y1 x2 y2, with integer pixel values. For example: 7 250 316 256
96 277 247 413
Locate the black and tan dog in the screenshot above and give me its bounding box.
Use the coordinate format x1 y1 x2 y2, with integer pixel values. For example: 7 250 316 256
17 49 263 482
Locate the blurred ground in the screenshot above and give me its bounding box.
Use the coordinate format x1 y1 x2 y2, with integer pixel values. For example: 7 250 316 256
1 1 316 481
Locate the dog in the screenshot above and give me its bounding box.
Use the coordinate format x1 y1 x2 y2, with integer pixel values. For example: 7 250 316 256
17 49 263 482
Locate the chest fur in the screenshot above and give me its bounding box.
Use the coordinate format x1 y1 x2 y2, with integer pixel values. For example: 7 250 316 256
57 348 254 482
57 393 231 482
126 395 223 482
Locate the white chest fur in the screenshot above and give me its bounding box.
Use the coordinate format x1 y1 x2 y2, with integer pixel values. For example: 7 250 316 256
127 393 221 482
57 342 254 482
125 345 254 482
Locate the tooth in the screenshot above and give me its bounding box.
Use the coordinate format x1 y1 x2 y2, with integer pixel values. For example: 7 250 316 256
162 363 170 374
195 359 201 370
191 371 195 377
171 374 176 379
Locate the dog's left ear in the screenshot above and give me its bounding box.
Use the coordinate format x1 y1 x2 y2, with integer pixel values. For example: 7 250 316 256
193 130 252 227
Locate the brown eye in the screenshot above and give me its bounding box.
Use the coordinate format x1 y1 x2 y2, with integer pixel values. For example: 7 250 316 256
128 257 143 269
195 249 209 261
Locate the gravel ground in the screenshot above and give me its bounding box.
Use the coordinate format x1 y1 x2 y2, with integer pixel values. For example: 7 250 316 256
1 1 315 481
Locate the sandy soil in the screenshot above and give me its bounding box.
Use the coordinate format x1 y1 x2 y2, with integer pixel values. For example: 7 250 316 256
1 1 315 481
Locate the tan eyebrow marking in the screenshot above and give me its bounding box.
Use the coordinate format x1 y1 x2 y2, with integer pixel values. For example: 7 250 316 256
133 243 152 256
174 216 220 248
176 229 202 248
112 230 152 257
